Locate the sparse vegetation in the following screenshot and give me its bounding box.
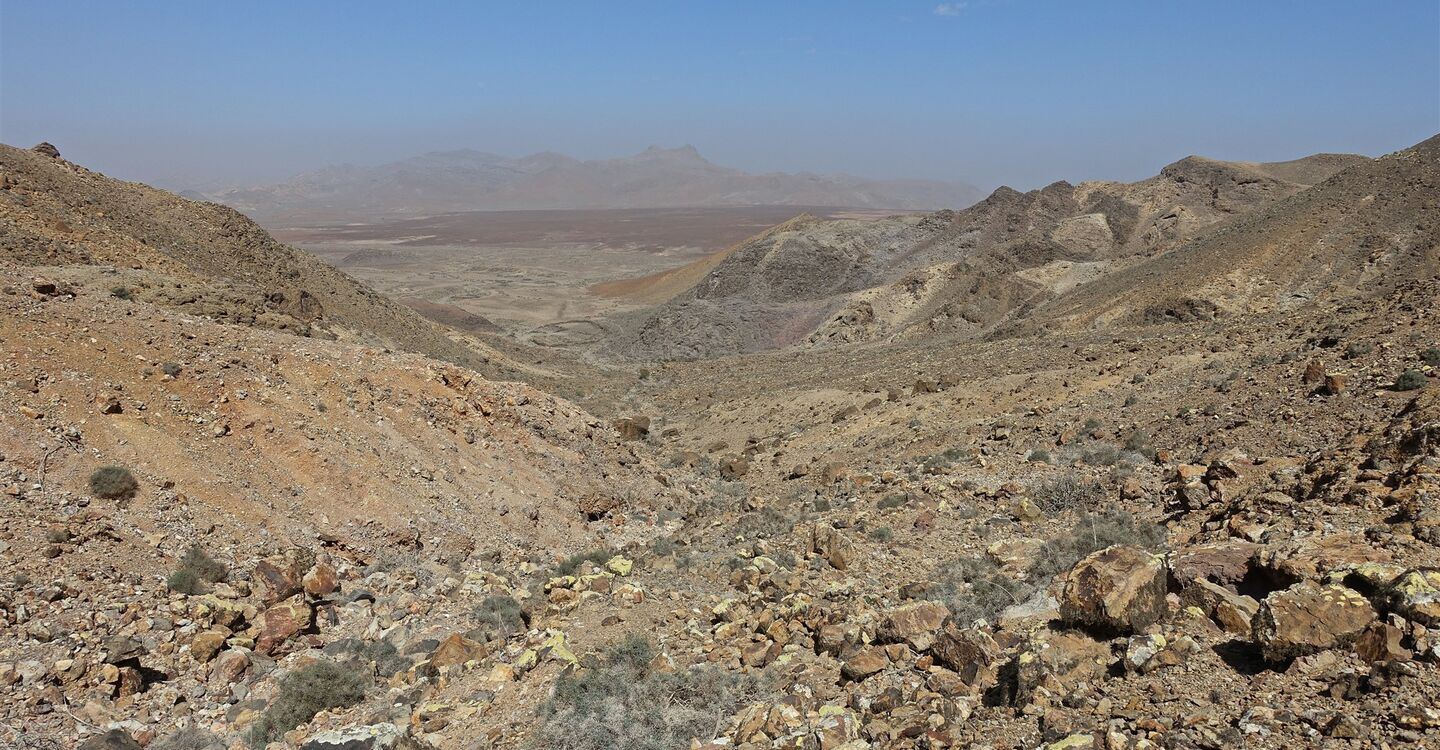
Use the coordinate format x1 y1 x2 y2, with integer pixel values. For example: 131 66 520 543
109 286 132 300
474 594 526 639
1422 347 1440 367
245 660 368 747
161 362 183 377
731 505 795 540
1343 342 1373 360
556 548 613 576
920 446 967 474
533 636 765 750
1030 474 1104 514
1028 448 1051 463
1027 509 1166 582
166 568 202 595
934 556 1032 624
869 526 894 542
1394 369 1426 391
167 545 227 594
88 465 138 499
877 493 909 510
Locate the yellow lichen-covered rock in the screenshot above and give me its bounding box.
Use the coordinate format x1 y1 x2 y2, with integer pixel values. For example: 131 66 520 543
1386 568 1440 625
605 555 634 576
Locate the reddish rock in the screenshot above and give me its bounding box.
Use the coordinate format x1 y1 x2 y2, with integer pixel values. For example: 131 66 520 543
256 600 313 654
931 623 999 689
840 645 888 681
1354 621 1411 663
303 562 338 597
719 456 750 480
254 559 302 602
430 633 488 668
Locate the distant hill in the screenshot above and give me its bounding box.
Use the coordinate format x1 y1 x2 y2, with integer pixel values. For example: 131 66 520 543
601 150 1375 360
211 145 983 221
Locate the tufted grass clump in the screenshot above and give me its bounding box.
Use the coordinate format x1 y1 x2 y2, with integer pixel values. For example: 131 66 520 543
88 465 138 499
1027 509 1166 582
1394 369 1427 391
474 594 526 639
1030 475 1105 515
933 556 1034 625
167 545 228 594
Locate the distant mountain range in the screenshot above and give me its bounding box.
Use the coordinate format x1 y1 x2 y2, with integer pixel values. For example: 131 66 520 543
209 145 983 221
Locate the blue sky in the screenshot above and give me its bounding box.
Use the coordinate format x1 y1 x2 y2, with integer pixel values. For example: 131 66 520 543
1 1 1436 191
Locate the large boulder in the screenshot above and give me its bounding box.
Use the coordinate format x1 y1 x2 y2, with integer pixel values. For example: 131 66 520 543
809 524 851 571
877 601 949 651
1059 545 1167 634
1253 581 1377 661
612 416 650 441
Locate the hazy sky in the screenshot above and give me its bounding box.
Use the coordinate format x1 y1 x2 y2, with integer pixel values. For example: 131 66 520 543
2 1 1437 192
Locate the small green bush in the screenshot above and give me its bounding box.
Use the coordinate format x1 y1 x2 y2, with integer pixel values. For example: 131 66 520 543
877 494 908 510
556 549 613 576
109 286 132 300
88 466 138 499
1028 448 1051 464
1422 347 1440 367
245 661 368 747
161 362 183 377
167 568 202 595
869 526 895 543
1394 369 1427 391
533 636 765 750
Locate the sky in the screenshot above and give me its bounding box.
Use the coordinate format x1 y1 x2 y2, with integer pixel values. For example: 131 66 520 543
1 1 1437 192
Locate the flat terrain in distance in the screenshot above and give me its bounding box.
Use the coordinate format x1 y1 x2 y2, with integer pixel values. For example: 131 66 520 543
273 206 911 336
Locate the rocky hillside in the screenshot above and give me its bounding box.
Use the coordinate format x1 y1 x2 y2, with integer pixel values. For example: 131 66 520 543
1029 136 1440 329
604 151 1366 360
3 139 1439 750
212 145 983 222
0 143 546 382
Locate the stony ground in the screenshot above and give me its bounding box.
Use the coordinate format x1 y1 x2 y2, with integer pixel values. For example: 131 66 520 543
1 140 1438 750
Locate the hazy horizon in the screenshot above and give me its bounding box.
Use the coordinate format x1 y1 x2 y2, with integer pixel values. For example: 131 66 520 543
2 1 1436 194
